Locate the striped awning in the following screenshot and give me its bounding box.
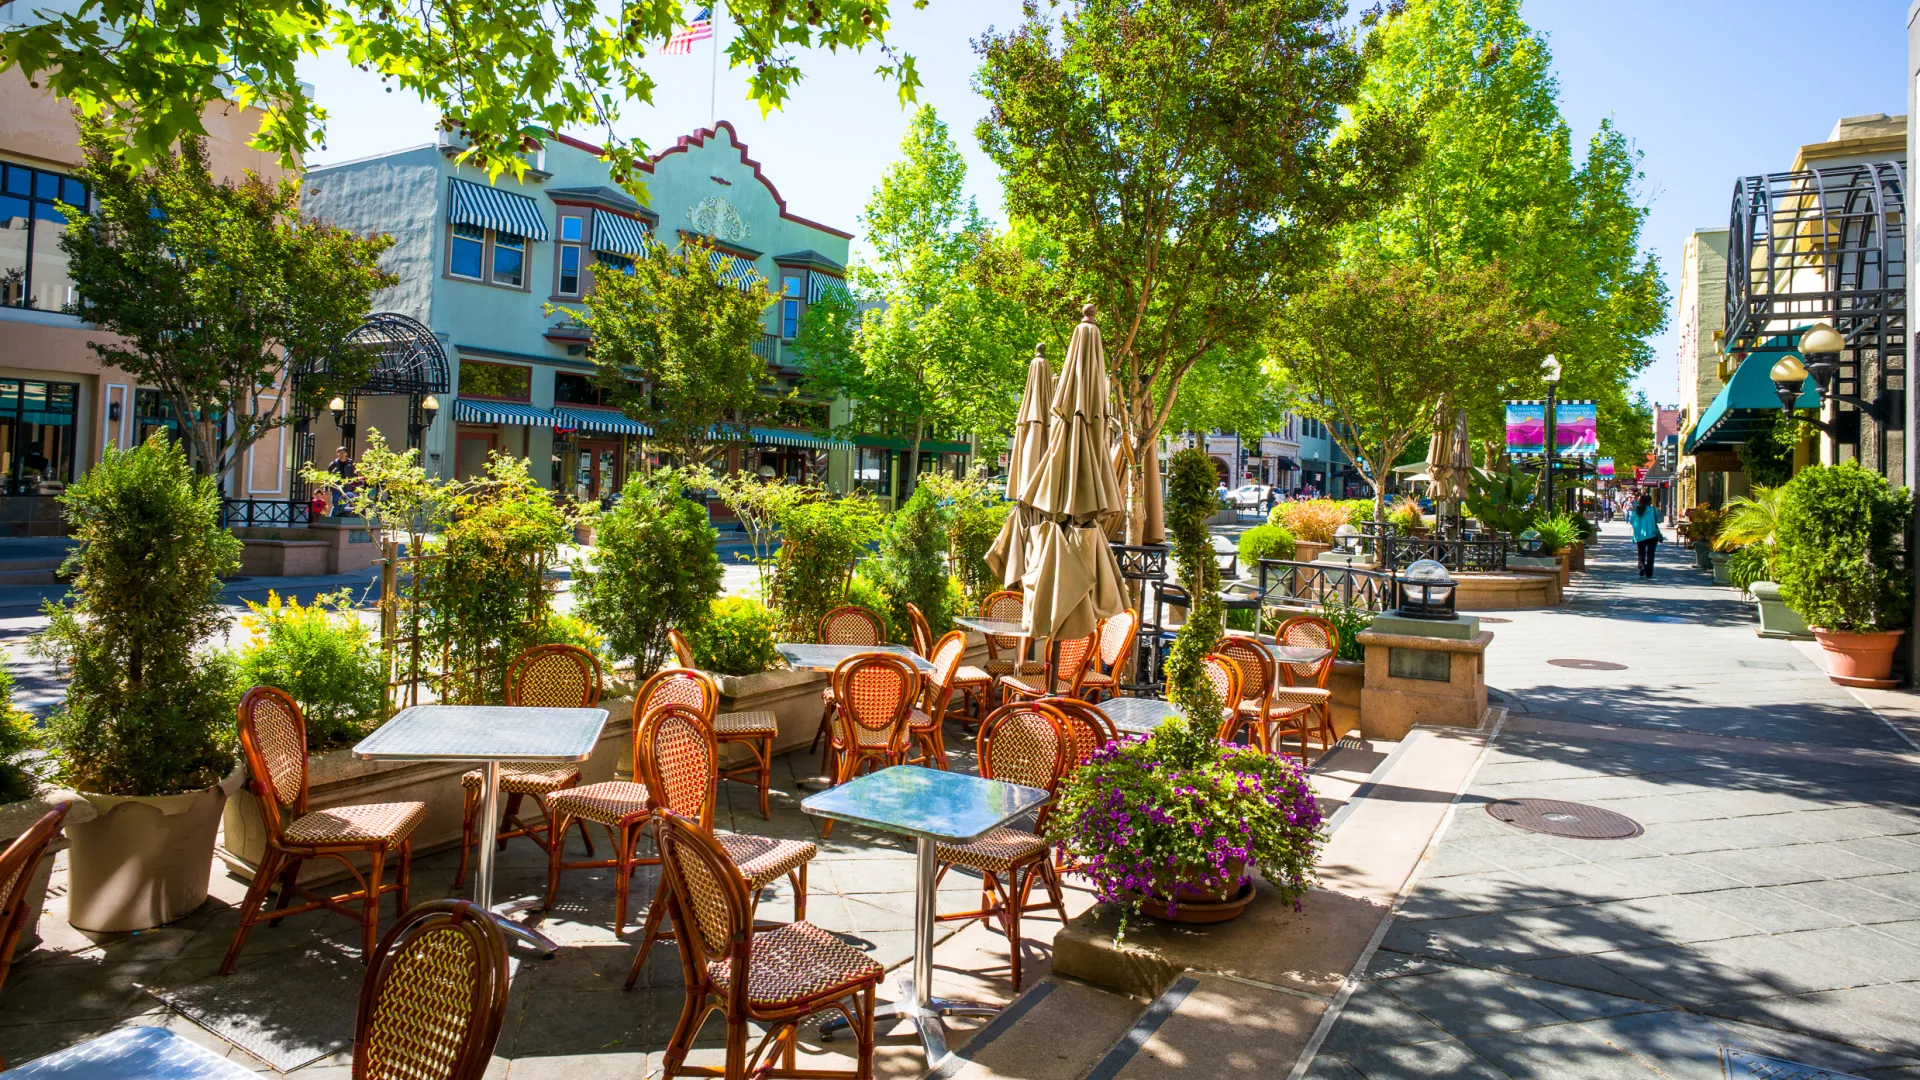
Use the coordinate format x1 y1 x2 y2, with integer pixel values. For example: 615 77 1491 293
454 398 563 427
555 406 650 436
708 250 762 290
591 213 651 257
448 178 551 241
751 427 844 449
807 275 851 304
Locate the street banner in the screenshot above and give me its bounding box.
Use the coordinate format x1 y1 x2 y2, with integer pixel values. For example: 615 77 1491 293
1504 401 1546 456
1556 401 1599 458
1597 457 1615 480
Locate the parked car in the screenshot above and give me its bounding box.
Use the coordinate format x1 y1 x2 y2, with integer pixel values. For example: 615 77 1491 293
1228 484 1272 510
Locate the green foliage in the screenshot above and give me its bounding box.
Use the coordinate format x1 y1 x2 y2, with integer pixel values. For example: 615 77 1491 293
688 598 782 677
458 361 532 400
1270 500 1352 545
572 468 721 679
1161 449 1227 769
235 590 384 751
869 485 955 642
2 0 921 183
1318 600 1374 664
1237 524 1297 566
1726 545 1770 596
842 574 896 643
1738 411 1799 489
1465 469 1537 536
1531 513 1582 556
304 430 446 550
707 471 812 595
31 434 240 796
765 494 888 641
1678 505 1727 545
1719 486 1787 576
1387 497 1423 537
1775 463 1913 633
526 613 609 659
917 469 1010 611
557 237 776 463
61 121 395 489
0 663 43 803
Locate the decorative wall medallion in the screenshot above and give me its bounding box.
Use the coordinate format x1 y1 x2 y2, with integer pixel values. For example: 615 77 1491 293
687 195 748 243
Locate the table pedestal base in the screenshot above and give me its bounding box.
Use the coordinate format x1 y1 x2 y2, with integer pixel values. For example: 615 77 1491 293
488 895 562 955
819 976 1000 1067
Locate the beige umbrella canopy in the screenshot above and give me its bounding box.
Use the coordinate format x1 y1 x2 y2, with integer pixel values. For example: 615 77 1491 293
987 345 1057 589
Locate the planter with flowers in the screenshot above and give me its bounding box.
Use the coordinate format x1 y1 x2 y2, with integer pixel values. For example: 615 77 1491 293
1775 463 1913 687
1050 448 1323 934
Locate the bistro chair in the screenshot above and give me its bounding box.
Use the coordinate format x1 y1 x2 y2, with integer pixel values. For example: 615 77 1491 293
1274 615 1341 758
999 631 1099 706
979 591 1046 688
1215 636 1275 748
906 602 934 657
0 799 68 1065
453 643 603 890
810 605 887 754
906 630 970 770
624 703 817 985
668 627 780 820
351 899 510 1080
542 667 716 932
1201 653 1244 734
934 702 1072 991
822 653 921 838
222 687 424 974
1077 609 1140 703
1037 697 1118 769
653 813 882 1080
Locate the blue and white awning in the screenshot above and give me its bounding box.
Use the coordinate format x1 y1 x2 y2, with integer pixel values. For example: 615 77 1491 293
807 275 852 304
591 213 651 257
708 250 762 290
448 178 551 241
554 406 650 436
454 398 563 427
751 427 844 449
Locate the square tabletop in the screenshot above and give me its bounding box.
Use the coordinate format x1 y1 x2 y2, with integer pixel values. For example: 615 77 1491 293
6 1026 260 1079
1101 696 1184 736
1221 630 1332 666
952 615 1029 638
777 643 937 673
354 705 609 763
802 766 1049 843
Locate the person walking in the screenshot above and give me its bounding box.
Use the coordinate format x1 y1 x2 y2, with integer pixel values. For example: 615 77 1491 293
1629 492 1661 579
326 446 356 517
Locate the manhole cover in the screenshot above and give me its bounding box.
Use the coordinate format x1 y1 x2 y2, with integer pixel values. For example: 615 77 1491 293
1723 1048 1866 1080
1487 798 1643 839
1547 658 1628 671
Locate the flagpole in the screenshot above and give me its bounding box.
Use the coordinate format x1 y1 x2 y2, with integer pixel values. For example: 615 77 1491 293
709 1 720 128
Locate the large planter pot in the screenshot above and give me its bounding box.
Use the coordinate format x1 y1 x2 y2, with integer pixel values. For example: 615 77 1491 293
1568 543 1586 572
0 792 94 950
1138 860 1255 925
1691 541 1712 569
1292 540 1332 565
1750 581 1813 640
66 784 228 932
1709 550 1733 586
1811 628 1906 688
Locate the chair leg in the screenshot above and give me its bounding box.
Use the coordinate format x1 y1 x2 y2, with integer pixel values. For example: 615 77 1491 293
265 856 303 927
362 846 388 961
627 874 670 982
497 792 525 850
757 735 772 819
660 977 703 1077
543 812 573 912
724 1008 750 1080
792 864 808 922
454 783 479 889
810 701 834 753
219 849 281 975
1037 860 1069 923
613 823 643 932
1006 873 1024 991
395 837 413 917
576 817 598 856
855 982 877 1080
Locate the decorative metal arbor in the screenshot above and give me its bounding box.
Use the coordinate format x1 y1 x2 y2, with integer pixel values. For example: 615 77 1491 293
1723 161 1907 477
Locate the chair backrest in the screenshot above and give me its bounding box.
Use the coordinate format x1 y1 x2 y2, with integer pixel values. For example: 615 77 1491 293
1277 615 1339 686
238 686 309 838
505 643 603 709
1200 654 1243 723
653 812 752 1004
1215 636 1274 705
981 590 1025 658
819 606 884 646
830 652 920 754
921 630 966 720
638 666 718 724
1096 609 1139 673
0 801 68 955
1037 697 1116 767
354 899 510 1080
906 603 934 658
637 702 719 830
666 627 698 669
1047 633 1100 696
975 703 1070 828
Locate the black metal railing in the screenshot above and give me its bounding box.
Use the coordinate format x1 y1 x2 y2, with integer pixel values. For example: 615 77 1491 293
1111 543 1169 694
1255 559 1398 614
1358 522 1508 572
222 498 310 528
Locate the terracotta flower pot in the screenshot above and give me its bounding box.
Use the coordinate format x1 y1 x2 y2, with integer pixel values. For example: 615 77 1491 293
1811 628 1906 689
1138 860 1256 925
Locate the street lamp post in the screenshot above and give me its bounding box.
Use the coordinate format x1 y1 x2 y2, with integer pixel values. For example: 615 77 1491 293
1541 355 1562 514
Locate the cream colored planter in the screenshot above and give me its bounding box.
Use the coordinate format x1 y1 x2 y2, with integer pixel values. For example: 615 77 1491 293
0 791 94 950
217 697 636 885
67 784 228 933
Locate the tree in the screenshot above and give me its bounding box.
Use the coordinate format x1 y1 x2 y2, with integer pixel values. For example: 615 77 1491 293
573 468 723 678
1269 259 1555 523
1 0 920 184
795 106 1043 498
62 122 395 494
557 238 774 465
974 0 1422 541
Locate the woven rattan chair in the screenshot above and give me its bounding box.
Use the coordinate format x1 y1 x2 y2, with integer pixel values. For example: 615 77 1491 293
668 627 780 819
0 799 67 1065
352 899 509 1080
934 702 1071 990
822 652 920 838
905 602 934 657
1036 697 1117 768
999 632 1099 705
1077 609 1139 702
906 630 969 770
1201 653 1244 735
624 703 817 985
979 591 1046 687
1274 615 1340 758
453 643 603 889
543 668 717 931
222 687 423 975
653 813 881 1080
810 605 887 754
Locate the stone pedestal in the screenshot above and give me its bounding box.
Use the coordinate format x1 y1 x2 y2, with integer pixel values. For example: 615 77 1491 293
1452 570 1559 609
308 518 383 574
1313 550 1373 568
1356 627 1493 740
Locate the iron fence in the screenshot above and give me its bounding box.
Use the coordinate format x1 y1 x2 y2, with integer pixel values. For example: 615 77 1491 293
1254 559 1399 613
222 498 310 528
1358 523 1508 572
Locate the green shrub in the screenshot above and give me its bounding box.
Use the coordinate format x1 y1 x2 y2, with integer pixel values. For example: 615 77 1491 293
527 612 610 658
1318 600 1374 664
0 662 42 803
1532 512 1582 555
688 597 782 676
235 589 385 751
1726 545 1770 595
1161 448 1226 768
31 434 240 796
1464 469 1536 537
918 470 1009 611
870 485 954 644
842 572 895 641
1237 523 1297 566
1678 504 1727 545
766 494 887 640
573 468 721 678
1387 497 1422 537
1776 463 1913 633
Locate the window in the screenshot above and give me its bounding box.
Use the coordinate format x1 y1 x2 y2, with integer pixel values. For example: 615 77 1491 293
447 221 531 288
553 371 607 407
491 232 524 287
855 447 892 496
449 223 485 280
556 213 584 295
0 380 79 493
458 360 531 400
596 252 635 275
1 164 87 312
781 274 803 339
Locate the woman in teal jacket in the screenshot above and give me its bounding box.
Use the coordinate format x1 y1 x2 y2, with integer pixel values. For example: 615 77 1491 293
1629 492 1662 578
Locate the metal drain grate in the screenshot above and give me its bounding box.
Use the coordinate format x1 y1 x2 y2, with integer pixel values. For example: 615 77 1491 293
1547 658 1628 671
1737 659 1796 671
1723 1048 1866 1080
1487 798 1643 839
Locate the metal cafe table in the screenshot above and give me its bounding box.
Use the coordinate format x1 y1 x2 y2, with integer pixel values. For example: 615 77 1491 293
354 704 608 954
1101 696 1185 737
3 1026 260 1079
802 766 1049 1071
950 614 1028 639
776 642 938 674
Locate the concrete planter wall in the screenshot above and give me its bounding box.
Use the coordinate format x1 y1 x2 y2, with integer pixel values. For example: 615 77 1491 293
1709 550 1733 586
1750 581 1813 640
1329 659 1362 738
237 534 332 576
0 792 94 950
1453 570 1558 609
1292 540 1332 565
1568 543 1586 572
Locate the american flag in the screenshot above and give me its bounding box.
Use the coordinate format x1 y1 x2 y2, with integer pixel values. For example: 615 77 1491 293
663 6 713 54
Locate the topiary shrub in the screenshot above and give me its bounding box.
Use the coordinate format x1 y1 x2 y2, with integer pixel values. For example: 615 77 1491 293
31 433 240 796
688 597 782 676
765 494 887 641
870 485 955 643
1160 447 1226 766
573 467 722 679
1237 523 1297 566
1775 463 1913 633
234 589 385 751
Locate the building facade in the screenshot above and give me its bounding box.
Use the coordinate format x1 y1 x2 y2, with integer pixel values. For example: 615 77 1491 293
1673 228 1731 510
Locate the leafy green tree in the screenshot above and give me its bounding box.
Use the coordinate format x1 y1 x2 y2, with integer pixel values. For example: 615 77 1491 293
62 122 395 494
2 0 920 183
557 238 774 466
869 484 956 641
573 468 723 678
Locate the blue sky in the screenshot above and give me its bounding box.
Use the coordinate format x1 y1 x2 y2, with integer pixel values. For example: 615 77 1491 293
299 0 1913 413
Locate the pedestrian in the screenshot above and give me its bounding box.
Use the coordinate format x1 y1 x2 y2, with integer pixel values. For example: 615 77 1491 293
1629 491 1661 579
327 446 356 517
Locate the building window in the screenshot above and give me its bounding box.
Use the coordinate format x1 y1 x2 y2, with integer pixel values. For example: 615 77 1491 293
458 360 532 401
553 371 608 407
781 274 802 339
447 222 530 289
449 223 486 280
0 379 79 494
491 232 525 287
1 164 88 312
556 213 584 296
855 447 892 496
596 252 635 275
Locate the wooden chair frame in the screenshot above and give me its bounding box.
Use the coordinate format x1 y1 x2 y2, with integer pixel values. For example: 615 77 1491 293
670 626 778 820
809 605 887 754
822 653 920 838
1078 609 1140 702
906 629 969 771
352 899 510 1080
1274 615 1341 758
0 799 67 1066
1001 631 1099 706
905 602 934 658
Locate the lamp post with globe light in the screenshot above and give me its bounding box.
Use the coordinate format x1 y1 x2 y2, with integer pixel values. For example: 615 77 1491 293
1540 356 1562 515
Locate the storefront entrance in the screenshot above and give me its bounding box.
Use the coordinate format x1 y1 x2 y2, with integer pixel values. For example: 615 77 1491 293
0 379 79 495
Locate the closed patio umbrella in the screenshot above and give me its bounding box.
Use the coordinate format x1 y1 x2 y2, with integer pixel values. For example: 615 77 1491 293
987 344 1055 589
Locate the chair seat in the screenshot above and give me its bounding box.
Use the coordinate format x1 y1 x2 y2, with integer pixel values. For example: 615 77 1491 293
1269 687 1332 708
1081 670 1114 688
999 675 1053 698
953 665 993 687
907 707 936 732
983 659 1048 677
459 762 581 795
936 825 1051 874
707 920 883 1008
718 833 817 888
715 710 778 737
283 801 426 846
546 781 650 827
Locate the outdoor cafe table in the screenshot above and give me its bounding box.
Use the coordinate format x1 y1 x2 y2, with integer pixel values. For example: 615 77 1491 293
951 614 1028 639
1101 696 1184 736
776 642 937 674
354 704 608 954
802 766 1049 1070
3 1026 259 1079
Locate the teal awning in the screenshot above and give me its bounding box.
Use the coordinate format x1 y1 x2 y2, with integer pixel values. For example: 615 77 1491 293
854 435 972 454
554 405 649 436
751 427 845 449
448 178 550 241
454 399 563 428
591 212 651 257
1683 336 1819 454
